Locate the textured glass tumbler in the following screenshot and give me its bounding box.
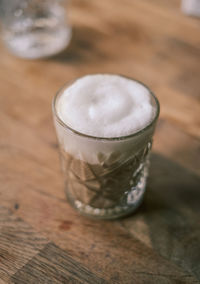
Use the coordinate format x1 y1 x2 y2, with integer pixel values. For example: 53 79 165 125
52 76 160 219
0 0 71 59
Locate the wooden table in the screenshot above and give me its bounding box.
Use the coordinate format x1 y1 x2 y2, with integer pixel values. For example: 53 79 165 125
0 0 200 283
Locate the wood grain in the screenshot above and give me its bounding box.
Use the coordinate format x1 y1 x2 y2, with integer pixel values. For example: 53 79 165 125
0 207 48 282
12 243 107 284
0 0 199 283
154 119 200 176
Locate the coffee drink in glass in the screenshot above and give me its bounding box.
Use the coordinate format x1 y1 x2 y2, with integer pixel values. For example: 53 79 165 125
53 74 160 219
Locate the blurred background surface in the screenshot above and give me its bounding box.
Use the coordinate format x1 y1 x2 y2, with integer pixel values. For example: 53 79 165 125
0 0 200 283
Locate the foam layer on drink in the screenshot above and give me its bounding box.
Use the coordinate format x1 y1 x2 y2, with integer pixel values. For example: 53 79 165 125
56 74 156 138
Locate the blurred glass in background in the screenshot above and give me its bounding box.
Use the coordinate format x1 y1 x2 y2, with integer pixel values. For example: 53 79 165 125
0 0 71 59
182 0 200 17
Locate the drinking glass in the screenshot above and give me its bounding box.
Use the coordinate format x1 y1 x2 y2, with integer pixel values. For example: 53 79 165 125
0 0 71 59
52 75 160 219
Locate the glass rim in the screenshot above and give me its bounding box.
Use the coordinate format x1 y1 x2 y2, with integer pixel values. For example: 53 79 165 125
52 73 160 141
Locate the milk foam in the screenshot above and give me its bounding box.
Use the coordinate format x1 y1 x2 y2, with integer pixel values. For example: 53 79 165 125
56 74 156 138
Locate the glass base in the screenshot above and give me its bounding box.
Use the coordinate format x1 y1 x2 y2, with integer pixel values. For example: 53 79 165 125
66 165 148 220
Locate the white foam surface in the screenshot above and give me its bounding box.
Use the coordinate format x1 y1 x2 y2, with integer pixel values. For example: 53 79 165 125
56 74 156 138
